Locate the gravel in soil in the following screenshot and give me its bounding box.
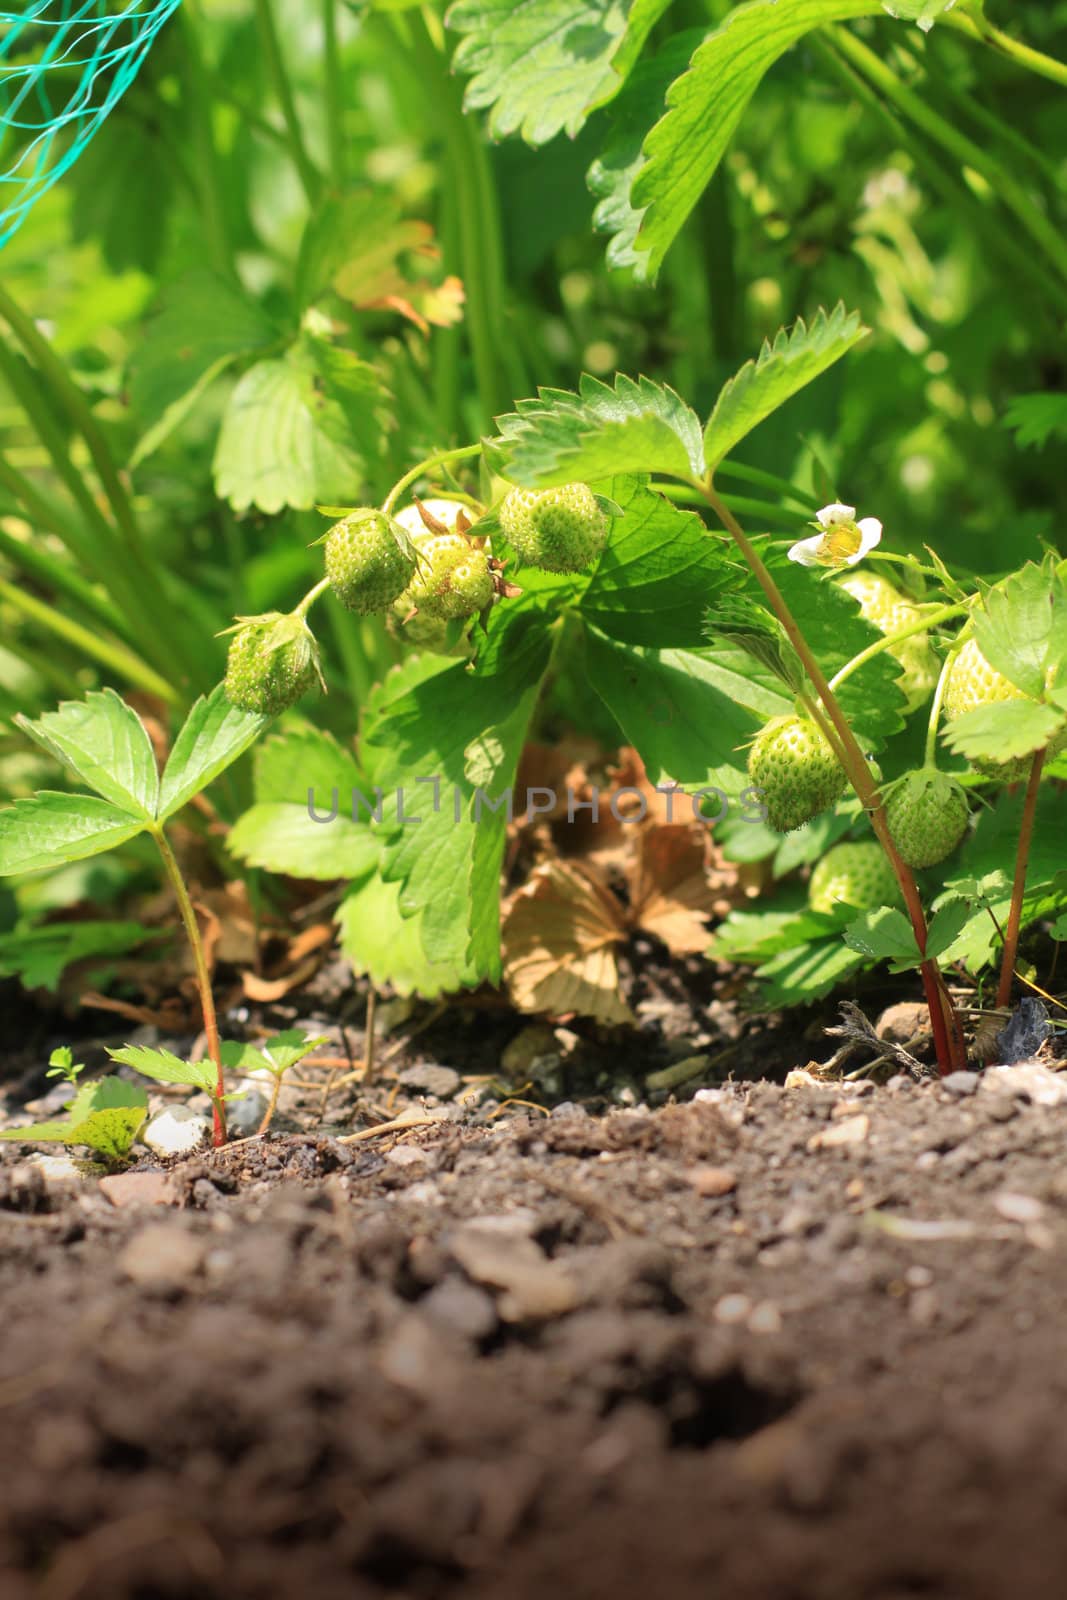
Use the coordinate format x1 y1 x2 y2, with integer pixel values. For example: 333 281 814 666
3 1067 1067 1599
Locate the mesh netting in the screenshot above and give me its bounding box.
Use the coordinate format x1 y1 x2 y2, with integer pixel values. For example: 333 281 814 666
0 1 182 248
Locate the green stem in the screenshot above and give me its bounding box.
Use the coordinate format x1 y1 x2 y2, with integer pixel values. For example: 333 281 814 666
295 576 331 618
151 828 227 1146
828 601 970 692
0 580 179 703
714 461 822 510
179 4 233 277
996 747 1047 1011
946 7 1067 91
829 26 1067 284
924 639 961 767
382 443 483 516
253 0 322 207
698 479 963 1074
322 0 346 186
0 474 129 635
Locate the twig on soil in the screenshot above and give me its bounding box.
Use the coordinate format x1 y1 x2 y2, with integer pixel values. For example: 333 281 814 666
337 1109 444 1144
826 1002 938 1081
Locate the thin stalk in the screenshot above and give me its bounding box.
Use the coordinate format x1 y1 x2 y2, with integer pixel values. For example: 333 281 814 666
257 1071 285 1136
253 0 322 207
827 601 970 692
714 460 822 510
945 7 1067 91
179 4 233 277
698 480 963 1074
924 642 960 768
996 748 1046 1011
322 0 346 186
295 576 331 618
0 580 179 703
363 987 377 1083
382 442 483 516
0 284 149 561
0 501 127 636
151 828 227 1146
828 26 1067 284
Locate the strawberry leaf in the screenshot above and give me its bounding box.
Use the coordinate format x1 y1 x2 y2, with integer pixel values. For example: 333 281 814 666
447 0 671 144
337 871 465 998
106 1045 218 1095
158 685 268 822
972 560 1067 701
16 689 160 817
941 701 1065 765
0 794 144 877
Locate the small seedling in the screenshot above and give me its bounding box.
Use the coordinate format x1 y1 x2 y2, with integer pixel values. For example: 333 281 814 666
0 1077 148 1168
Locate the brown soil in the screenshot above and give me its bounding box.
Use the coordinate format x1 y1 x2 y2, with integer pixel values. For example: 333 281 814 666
3 1064 1067 1600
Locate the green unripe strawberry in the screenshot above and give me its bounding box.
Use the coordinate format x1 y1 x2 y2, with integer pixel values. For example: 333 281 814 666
943 636 1067 780
499 483 608 573
404 532 493 622
324 509 417 615
747 714 847 833
387 593 471 657
223 613 321 716
884 768 969 869
809 841 902 915
838 571 938 713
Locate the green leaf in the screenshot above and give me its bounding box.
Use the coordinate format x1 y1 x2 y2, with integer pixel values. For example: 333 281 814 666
589 30 706 271
0 794 144 877
494 372 705 486
925 897 973 960
218 1030 329 1078
703 306 867 470
972 560 1067 700
106 1045 218 1095
251 725 367 805
578 475 738 647
158 685 269 822
337 872 465 997
448 0 671 143
941 701 1065 765
128 269 276 468
213 334 388 514
709 902 847 962
881 0 960 30
623 0 879 281
583 628 792 790
228 802 380 880
1004 394 1067 452
752 939 866 1005
0 920 155 991
362 613 554 984
0 1078 147 1161
843 905 923 970
16 690 160 817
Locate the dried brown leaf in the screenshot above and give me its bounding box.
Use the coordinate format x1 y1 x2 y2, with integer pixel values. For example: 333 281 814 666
503 860 632 1025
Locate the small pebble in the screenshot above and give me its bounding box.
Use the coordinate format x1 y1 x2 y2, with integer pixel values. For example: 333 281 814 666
118 1224 204 1290
993 1191 1045 1225
714 1293 752 1325
747 1300 783 1336
141 1106 211 1158
941 1071 979 1097
808 1114 869 1151
687 1165 737 1198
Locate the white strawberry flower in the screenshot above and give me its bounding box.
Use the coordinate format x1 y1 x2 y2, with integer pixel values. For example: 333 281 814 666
788 503 883 569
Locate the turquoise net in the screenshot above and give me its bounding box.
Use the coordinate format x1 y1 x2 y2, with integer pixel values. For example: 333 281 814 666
0 2 182 249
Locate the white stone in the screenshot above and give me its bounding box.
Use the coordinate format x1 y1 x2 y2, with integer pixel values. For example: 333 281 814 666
17 1153 84 1188
980 1063 1067 1106
141 1105 211 1158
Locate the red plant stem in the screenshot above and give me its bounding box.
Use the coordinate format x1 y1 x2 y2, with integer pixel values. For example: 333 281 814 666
153 828 228 1146
700 484 964 1074
996 748 1046 1010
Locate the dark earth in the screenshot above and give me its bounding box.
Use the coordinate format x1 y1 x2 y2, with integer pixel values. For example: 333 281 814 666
3 960 1067 1600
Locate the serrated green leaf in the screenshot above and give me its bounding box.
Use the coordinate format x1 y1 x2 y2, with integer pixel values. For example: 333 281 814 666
589 29 706 271
972 561 1067 700
753 939 867 1006
925 897 973 959
494 372 705 486
0 794 144 877
362 613 553 984
941 700 1065 765
583 627 792 790
16 690 160 817
622 0 879 281
704 306 867 470
219 1030 330 1078
0 920 155 991
337 872 464 998
128 269 276 468
938 789 1067 971
709 902 847 961
158 685 268 822
252 725 367 806
843 905 922 969
107 1045 218 1094
213 335 388 514
0 1077 147 1160
228 802 380 880
1004 394 1067 452
577 476 737 647
448 0 671 144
